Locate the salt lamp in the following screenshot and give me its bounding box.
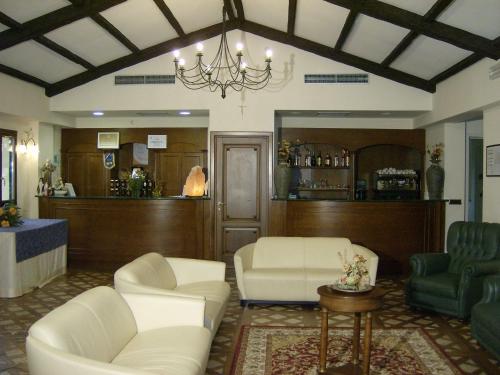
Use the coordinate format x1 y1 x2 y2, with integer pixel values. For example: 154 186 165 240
182 166 206 196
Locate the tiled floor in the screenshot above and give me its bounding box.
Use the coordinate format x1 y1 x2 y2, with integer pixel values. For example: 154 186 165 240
0 270 499 375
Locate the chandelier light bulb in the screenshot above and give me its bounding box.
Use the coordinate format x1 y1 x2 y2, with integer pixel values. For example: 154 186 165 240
236 42 244 52
179 58 186 66
240 62 247 71
196 42 204 52
173 50 180 58
265 49 273 59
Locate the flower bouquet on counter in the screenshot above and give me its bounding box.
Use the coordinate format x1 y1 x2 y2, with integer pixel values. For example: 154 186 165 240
0 202 23 228
335 251 370 292
127 169 145 198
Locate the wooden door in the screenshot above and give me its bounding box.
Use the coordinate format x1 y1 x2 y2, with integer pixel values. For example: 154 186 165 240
212 133 271 266
156 153 182 196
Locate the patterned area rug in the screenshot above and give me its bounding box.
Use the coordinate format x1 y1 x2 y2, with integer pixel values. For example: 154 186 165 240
229 326 462 375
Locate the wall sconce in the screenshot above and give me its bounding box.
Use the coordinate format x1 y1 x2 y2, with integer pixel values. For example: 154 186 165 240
16 129 39 155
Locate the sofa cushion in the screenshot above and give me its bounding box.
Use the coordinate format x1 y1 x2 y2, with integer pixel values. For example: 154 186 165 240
28 286 137 363
243 268 306 301
411 273 459 298
117 252 177 290
303 238 352 269
253 237 304 268
175 281 230 304
112 326 211 375
305 268 344 301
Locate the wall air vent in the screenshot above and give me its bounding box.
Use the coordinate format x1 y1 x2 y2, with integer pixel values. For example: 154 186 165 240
115 75 175 85
304 74 369 84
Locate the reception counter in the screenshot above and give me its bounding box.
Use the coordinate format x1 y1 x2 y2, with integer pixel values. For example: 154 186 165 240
38 196 212 270
269 199 446 275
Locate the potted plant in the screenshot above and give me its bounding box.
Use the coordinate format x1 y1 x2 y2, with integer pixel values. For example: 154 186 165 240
426 143 444 199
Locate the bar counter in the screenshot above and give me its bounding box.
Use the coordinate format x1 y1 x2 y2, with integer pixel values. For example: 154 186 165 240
269 199 446 274
38 196 212 270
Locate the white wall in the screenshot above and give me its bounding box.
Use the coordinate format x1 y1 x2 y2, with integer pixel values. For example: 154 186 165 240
75 116 208 128
483 104 500 222
0 114 39 218
38 123 63 184
464 119 483 221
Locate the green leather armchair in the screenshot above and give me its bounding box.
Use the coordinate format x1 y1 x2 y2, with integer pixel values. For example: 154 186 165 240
406 221 500 319
471 275 500 360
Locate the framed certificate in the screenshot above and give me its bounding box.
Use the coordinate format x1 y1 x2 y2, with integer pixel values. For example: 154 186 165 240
148 134 167 149
486 144 500 177
97 132 120 149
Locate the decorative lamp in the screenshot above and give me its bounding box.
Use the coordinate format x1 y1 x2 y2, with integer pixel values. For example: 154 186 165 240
16 129 39 155
182 166 206 196
173 6 272 99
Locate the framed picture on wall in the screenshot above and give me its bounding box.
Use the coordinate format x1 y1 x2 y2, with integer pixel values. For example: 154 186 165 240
97 132 119 149
486 144 500 177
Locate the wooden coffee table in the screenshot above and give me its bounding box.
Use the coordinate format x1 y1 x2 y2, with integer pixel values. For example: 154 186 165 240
317 285 386 375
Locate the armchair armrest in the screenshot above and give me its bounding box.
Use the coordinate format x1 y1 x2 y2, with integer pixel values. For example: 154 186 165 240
479 274 500 304
234 243 255 300
351 244 378 286
121 293 205 332
166 257 226 285
115 279 208 299
462 260 500 279
409 253 450 277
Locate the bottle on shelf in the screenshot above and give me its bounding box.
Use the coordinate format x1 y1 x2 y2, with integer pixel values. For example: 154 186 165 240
325 153 332 167
345 149 350 167
316 151 322 167
294 149 301 167
311 151 316 167
305 148 311 167
334 153 339 167
340 149 346 167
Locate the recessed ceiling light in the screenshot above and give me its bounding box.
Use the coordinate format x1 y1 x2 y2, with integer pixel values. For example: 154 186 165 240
179 111 191 115
92 111 104 116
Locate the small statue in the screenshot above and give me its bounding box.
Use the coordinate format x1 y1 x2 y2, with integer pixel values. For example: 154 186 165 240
40 159 56 185
54 178 68 194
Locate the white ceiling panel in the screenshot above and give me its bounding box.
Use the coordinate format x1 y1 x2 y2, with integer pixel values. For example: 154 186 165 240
45 18 130 66
342 15 410 63
391 36 472 80
380 0 435 16
0 40 85 83
163 0 221 34
0 0 70 23
101 0 177 49
295 1 349 48
0 24 8 32
437 0 500 39
243 0 288 32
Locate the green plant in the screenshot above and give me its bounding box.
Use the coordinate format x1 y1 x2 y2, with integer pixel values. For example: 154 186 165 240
0 202 23 227
427 143 444 162
127 170 145 197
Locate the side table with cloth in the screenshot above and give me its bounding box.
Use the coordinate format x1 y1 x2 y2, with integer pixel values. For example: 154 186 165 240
0 219 67 298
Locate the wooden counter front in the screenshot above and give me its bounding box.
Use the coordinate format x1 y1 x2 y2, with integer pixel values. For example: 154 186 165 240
269 199 445 275
39 197 212 270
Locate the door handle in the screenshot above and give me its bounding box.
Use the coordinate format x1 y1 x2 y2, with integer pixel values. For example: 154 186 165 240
217 201 224 212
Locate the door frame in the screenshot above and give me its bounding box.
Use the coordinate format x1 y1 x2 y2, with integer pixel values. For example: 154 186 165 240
210 131 273 261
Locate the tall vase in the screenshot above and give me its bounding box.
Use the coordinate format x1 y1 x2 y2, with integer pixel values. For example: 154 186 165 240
426 160 444 199
275 164 292 199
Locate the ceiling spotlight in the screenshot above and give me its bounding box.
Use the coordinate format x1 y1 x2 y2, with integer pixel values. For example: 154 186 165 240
92 111 104 116
179 111 191 116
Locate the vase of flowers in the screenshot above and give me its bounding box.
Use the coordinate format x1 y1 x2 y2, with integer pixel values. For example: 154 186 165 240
127 169 145 198
0 203 23 227
426 143 445 199
275 139 292 199
336 252 370 291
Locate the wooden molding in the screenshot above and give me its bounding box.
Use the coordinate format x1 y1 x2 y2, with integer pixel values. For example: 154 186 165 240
0 63 49 88
0 0 127 51
287 0 298 36
325 0 500 60
91 14 139 53
46 21 239 96
241 20 435 92
334 9 358 51
152 0 185 37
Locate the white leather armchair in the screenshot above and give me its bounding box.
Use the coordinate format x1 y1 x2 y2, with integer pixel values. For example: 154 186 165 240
26 286 211 375
114 253 230 335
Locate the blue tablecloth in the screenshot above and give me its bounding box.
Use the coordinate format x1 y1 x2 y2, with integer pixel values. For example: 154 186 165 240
0 219 68 262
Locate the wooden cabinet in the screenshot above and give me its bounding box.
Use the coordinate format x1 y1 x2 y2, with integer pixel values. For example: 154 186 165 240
63 152 110 196
155 152 203 196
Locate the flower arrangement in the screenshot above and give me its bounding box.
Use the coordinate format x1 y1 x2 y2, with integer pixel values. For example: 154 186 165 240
0 202 23 227
336 252 370 291
127 169 145 198
427 143 444 163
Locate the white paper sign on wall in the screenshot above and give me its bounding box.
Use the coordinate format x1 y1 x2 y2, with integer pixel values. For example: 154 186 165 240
148 135 167 149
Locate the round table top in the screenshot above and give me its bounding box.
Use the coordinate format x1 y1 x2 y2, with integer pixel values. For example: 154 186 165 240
317 285 387 313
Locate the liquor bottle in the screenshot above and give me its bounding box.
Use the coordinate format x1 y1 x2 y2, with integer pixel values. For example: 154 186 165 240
316 151 322 167
325 153 332 167
305 148 311 167
334 153 339 167
345 150 350 167
311 151 316 167
341 149 346 167
294 150 301 167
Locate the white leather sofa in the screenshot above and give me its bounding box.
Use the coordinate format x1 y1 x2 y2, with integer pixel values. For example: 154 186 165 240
114 252 230 335
26 286 211 375
234 237 378 303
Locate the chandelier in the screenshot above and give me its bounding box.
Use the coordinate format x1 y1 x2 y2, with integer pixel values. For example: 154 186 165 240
173 6 272 99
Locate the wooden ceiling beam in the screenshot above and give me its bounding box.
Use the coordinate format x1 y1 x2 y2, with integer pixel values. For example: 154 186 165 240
324 0 500 59
0 0 127 51
91 14 139 53
152 0 185 37
0 63 49 88
287 0 298 36
240 20 435 92
382 0 455 67
430 36 500 84
0 11 95 70
46 21 240 97
335 9 358 50
223 0 236 21
233 0 245 21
